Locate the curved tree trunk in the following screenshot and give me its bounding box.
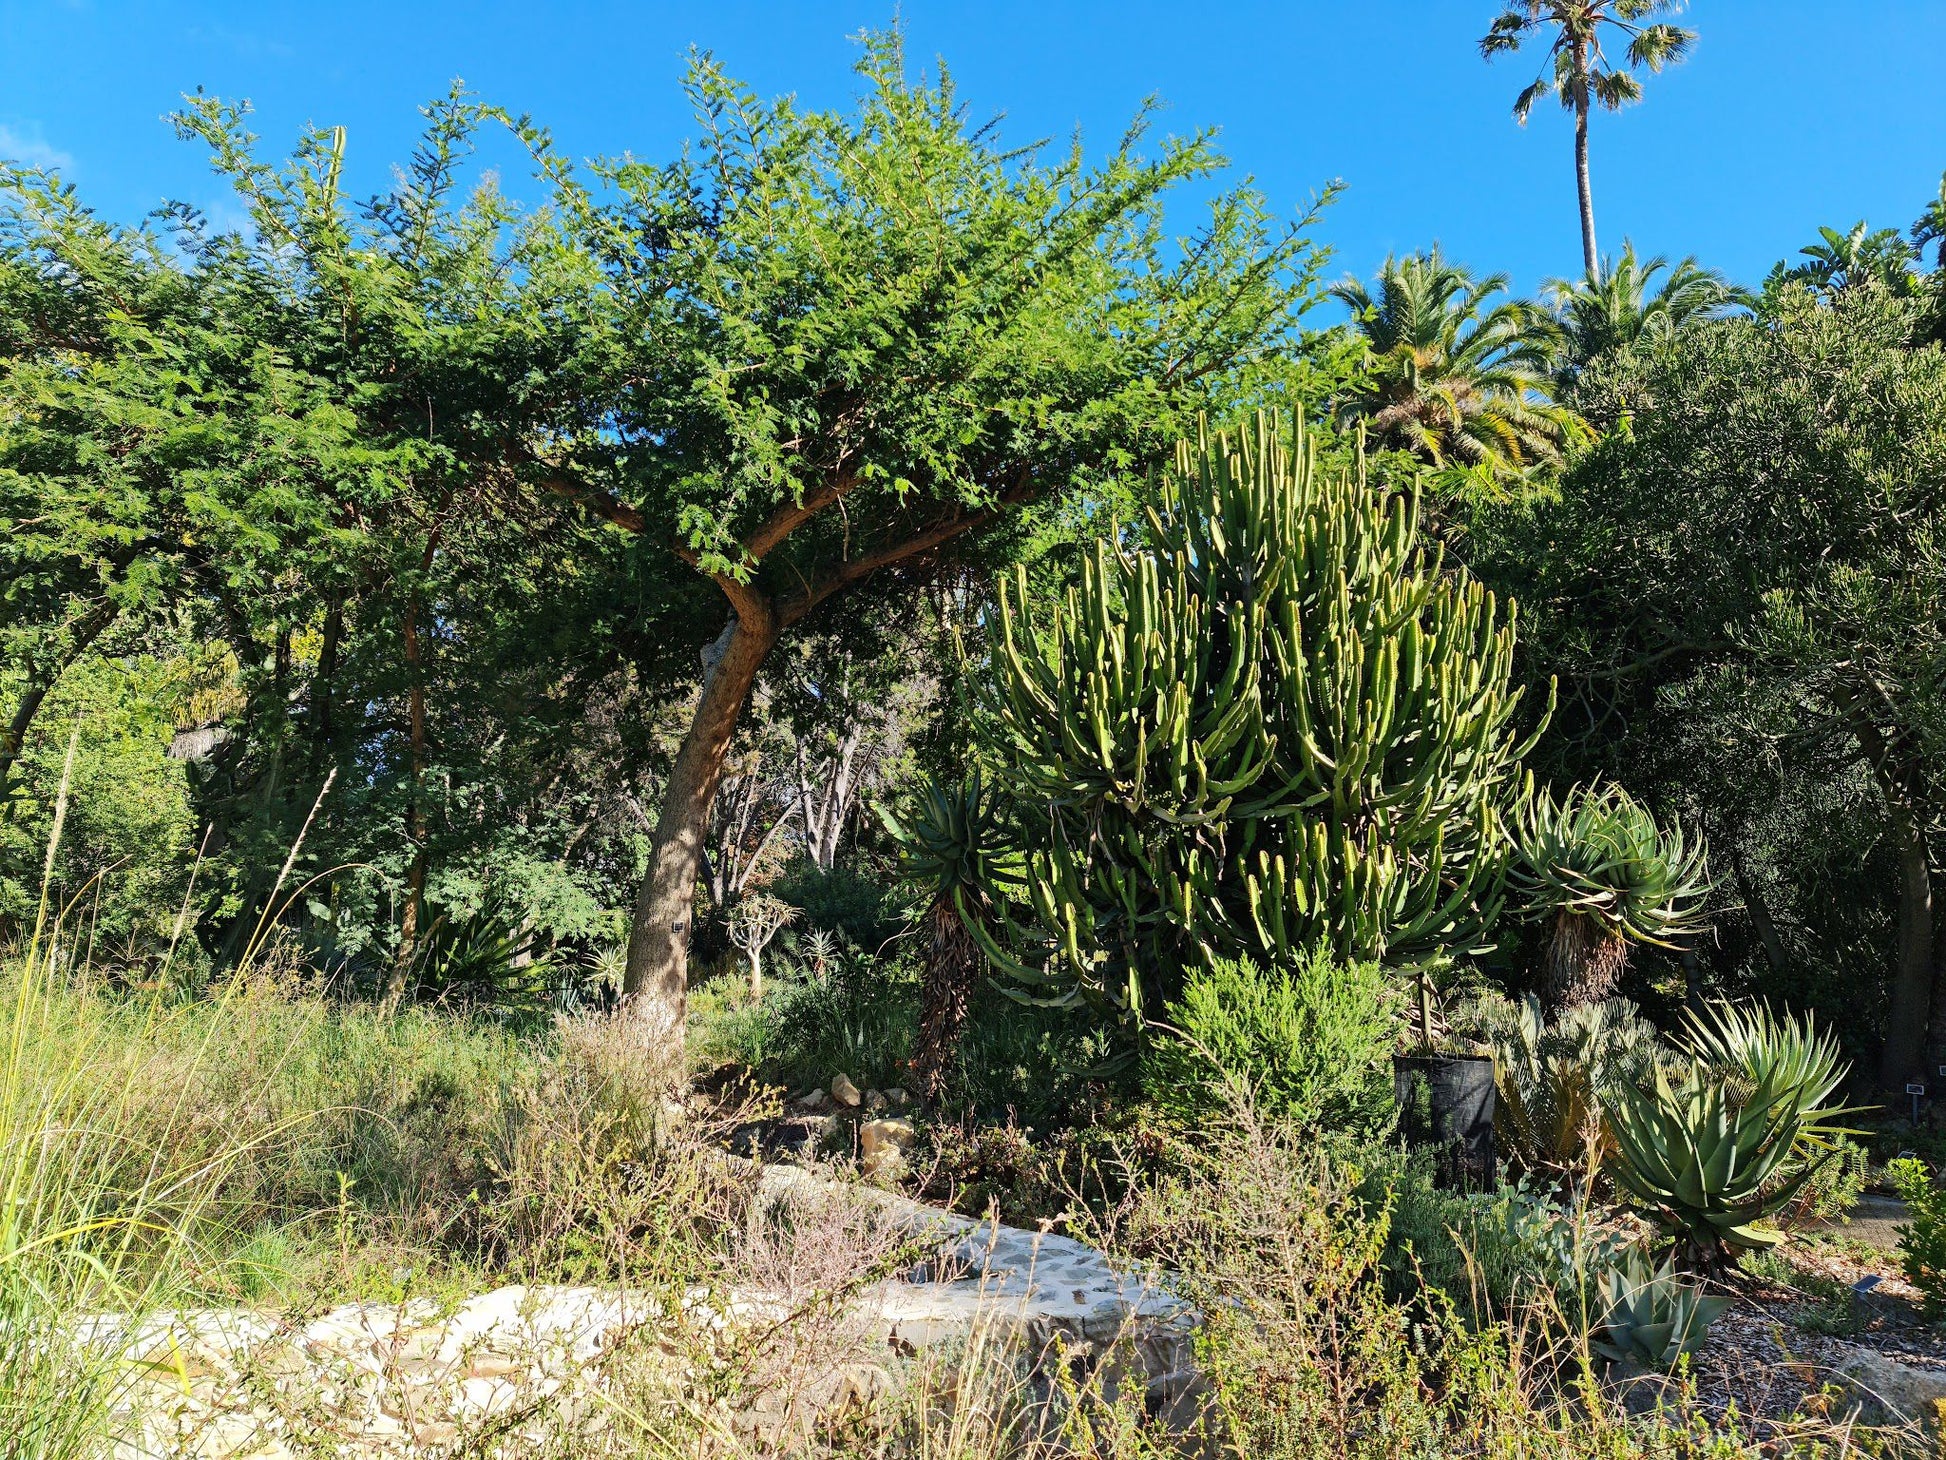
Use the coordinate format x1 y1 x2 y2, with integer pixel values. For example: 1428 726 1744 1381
623 597 780 1046
1543 908 1628 1009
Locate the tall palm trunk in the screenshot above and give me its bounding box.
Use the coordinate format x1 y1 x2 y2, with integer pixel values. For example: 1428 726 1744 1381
1572 41 1598 278
623 599 780 1047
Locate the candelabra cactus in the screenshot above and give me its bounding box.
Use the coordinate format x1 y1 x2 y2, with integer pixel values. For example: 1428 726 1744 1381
970 413 1546 1022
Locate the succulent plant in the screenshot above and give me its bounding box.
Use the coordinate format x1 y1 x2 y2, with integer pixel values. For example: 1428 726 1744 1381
1608 1002 1859 1265
968 413 1544 1022
1592 1252 1729 1370
1512 781 1710 1007
879 773 1008 1096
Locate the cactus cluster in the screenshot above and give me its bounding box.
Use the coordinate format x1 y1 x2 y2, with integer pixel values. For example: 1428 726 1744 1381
970 414 1545 1019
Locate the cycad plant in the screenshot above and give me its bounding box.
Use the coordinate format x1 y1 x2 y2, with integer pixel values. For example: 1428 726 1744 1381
970 414 1545 1025
1459 992 1662 1178
1512 781 1709 1008
880 773 1008 1098
1331 251 1582 497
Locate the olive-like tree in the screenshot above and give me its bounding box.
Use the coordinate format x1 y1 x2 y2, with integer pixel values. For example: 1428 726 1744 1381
528 35 1332 1040
1481 2 1696 277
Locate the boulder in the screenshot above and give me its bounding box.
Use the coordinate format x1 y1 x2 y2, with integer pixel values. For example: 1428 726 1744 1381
1832 1346 1946 1436
831 1074 863 1108
860 1117 916 1179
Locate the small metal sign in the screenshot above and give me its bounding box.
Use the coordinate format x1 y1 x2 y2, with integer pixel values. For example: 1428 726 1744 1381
1909 1083 1928 1096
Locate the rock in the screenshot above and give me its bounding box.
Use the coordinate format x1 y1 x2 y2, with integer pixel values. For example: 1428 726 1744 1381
1832 1346 1946 1434
796 1088 831 1111
860 1117 916 1178
882 1087 910 1109
864 1088 889 1112
831 1074 862 1107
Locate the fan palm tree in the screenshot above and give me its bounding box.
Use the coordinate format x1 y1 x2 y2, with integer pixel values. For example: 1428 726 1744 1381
1769 222 1917 300
1331 250 1583 495
1481 2 1696 277
1542 242 1743 381
1914 172 1946 268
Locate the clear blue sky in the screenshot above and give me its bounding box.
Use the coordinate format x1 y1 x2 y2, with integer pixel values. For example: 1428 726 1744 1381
3 1 1943 301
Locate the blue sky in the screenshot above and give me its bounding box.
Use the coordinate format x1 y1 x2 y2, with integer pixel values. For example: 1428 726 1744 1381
3 1 1942 302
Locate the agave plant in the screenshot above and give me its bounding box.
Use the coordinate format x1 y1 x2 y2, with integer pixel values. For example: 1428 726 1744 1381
1608 1002 1860 1267
1512 781 1710 1008
879 772 1011 1098
1593 1252 1728 1370
407 893 553 1013
1459 992 1663 1178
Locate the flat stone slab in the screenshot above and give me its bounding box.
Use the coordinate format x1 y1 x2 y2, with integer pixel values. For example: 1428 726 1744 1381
87 1165 1198 1457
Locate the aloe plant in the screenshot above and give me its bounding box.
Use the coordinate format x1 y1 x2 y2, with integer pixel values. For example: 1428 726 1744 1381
1592 1252 1728 1370
1512 781 1710 1007
880 773 1009 1096
1608 1002 1860 1266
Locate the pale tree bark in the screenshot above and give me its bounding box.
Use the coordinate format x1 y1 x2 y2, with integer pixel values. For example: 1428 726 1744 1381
795 721 867 871
704 745 797 905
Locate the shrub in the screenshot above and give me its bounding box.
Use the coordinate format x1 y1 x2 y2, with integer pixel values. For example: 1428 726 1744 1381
1375 1156 1633 1323
1146 947 1396 1136
689 941 917 1092
1888 1156 1946 1320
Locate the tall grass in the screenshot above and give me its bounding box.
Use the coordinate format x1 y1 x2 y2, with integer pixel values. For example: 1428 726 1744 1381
0 731 267 1454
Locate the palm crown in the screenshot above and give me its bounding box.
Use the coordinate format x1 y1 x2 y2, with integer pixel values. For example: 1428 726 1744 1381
1483 1 1696 122
1768 222 1917 301
1543 241 1744 380
1914 172 1946 268
1331 250 1583 494
1481 2 1696 276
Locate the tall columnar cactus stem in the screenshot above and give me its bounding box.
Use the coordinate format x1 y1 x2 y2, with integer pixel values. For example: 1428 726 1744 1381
972 414 1548 1022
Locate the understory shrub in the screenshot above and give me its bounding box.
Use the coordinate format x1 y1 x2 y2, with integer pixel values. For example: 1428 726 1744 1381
1146 947 1396 1136
690 943 918 1092
1888 1156 1946 1319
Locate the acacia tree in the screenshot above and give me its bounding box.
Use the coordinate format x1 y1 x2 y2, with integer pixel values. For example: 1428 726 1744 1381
528 35 1331 1039
1481 1 1695 277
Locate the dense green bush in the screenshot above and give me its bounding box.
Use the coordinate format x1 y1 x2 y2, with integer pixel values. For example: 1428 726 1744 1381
1888 1156 1946 1320
1146 948 1396 1136
690 943 918 1092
